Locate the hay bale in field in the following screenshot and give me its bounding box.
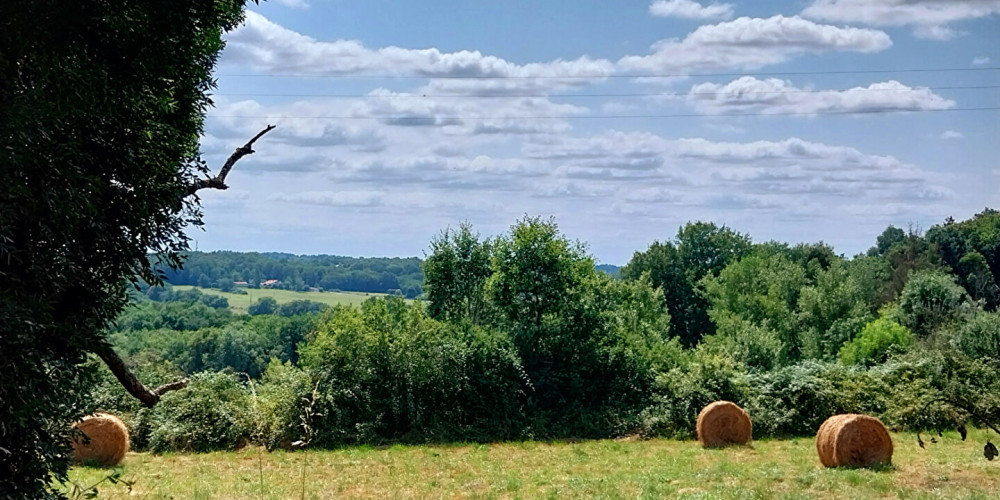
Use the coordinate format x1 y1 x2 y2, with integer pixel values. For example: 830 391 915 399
816 414 892 468
71 413 129 466
696 401 752 448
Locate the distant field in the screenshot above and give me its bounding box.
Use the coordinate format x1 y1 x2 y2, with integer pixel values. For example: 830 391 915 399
173 285 402 313
64 431 1000 499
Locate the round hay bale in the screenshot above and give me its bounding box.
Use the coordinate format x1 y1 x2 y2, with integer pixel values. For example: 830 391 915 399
71 413 129 466
815 414 893 468
696 401 752 448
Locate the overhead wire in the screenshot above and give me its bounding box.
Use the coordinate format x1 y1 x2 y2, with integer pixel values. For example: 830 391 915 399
214 66 1000 79
212 84 1000 99
205 106 1000 121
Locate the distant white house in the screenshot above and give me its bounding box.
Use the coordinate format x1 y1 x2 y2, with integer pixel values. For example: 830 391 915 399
261 279 281 288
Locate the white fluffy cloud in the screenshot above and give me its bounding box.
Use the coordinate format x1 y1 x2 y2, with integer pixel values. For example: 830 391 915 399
224 12 893 92
223 12 613 95
973 56 991 65
803 0 1000 40
619 15 891 72
940 130 964 139
686 77 955 115
649 0 734 20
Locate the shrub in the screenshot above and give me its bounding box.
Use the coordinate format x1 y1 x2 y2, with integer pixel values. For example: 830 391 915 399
252 360 313 450
898 270 968 337
639 352 747 438
952 310 1000 360
876 350 1000 432
277 299 328 317
839 318 914 366
148 371 253 452
299 299 529 445
742 361 885 437
700 321 784 372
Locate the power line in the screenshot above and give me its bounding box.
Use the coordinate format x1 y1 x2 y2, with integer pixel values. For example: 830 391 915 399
205 106 1000 121
213 84 1000 99
215 66 1000 79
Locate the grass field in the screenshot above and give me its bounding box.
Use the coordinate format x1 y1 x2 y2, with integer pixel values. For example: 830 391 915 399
65 431 1000 499
173 285 402 313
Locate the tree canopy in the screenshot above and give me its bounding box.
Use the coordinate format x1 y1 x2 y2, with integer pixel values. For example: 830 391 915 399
0 1 253 496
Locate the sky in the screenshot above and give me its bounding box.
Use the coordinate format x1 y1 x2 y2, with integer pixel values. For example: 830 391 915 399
194 0 1000 264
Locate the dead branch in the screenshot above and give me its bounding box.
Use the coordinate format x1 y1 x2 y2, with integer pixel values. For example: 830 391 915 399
187 124 275 195
95 343 189 407
105 126 274 406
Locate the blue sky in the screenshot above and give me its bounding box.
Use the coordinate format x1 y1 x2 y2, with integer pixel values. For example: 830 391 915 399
195 0 1000 264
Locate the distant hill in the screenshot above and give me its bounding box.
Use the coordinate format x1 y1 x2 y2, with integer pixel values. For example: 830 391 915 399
161 251 425 298
596 264 621 277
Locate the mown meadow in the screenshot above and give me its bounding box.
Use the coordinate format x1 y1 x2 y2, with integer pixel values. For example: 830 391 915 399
172 285 400 313
66 430 999 499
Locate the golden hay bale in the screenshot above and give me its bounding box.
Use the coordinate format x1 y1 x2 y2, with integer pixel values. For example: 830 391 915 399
71 413 129 466
816 414 893 468
696 401 752 448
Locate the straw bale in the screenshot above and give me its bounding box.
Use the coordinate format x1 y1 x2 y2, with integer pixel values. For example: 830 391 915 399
816 414 892 468
696 401 752 448
71 413 129 466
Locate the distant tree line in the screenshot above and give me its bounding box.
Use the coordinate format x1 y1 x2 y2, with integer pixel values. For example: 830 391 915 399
160 251 425 298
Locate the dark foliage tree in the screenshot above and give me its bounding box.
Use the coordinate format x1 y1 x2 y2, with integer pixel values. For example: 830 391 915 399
883 230 944 303
926 209 1000 309
0 1 259 496
622 222 751 346
249 296 280 316
869 225 907 257
487 217 664 436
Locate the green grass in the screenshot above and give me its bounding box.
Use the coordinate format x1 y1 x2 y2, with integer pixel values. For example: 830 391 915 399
64 431 1000 499
173 285 404 313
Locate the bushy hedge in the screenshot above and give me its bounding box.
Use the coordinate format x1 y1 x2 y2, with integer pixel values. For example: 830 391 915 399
148 371 254 452
952 310 1000 360
742 361 887 437
639 352 747 438
299 299 530 445
252 360 313 450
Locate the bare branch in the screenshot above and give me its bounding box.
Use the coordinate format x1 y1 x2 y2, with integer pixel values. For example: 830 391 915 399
95 344 189 407
187 124 275 195
105 127 275 404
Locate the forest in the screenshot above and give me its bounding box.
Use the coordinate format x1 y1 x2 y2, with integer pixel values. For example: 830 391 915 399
88 208 1000 453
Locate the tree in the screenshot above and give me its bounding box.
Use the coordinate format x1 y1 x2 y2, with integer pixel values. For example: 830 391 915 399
797 261 872 360
884 230 943 303
487 216 660 435
422 222 494 324
249 297 280 316
958 251 999 306
868 225 906 257
622 222 750 346
926 210 1000 309
701 252 808 362
0 1 263 496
